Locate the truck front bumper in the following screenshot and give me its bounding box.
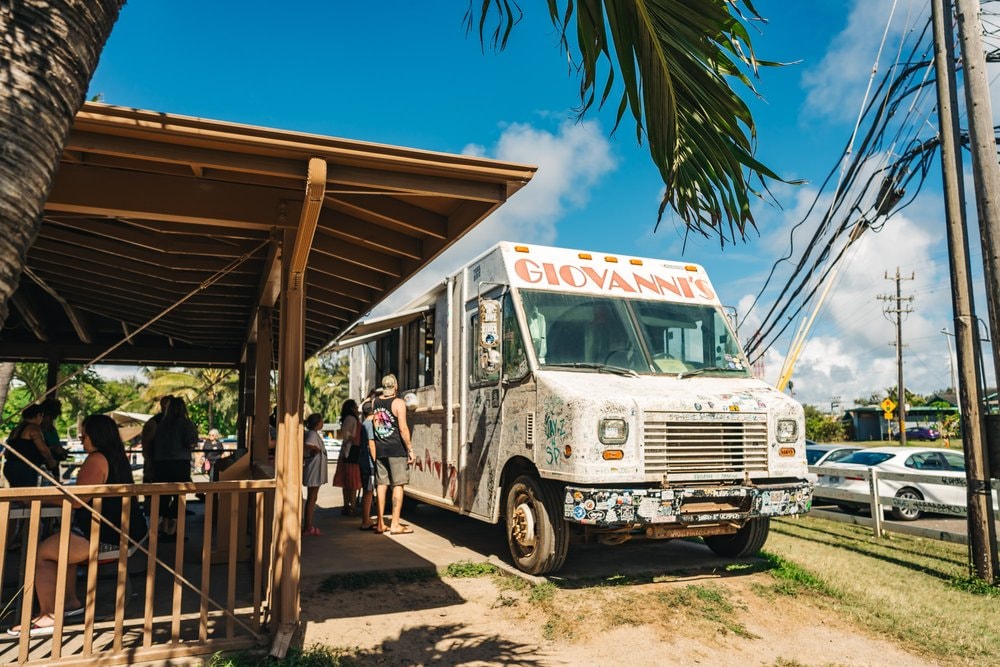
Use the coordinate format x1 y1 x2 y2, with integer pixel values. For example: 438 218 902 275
563 480 813 527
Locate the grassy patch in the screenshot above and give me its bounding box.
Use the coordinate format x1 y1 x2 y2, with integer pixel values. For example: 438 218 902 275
317 568 435 592
527 581 557 603
758 551 839 598
769 515 1000 663
948 574 1000 597
205 645 349 666
444 560 499 578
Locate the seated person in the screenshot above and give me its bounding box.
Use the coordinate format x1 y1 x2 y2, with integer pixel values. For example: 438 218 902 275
3 404 59 487
7 414 147 638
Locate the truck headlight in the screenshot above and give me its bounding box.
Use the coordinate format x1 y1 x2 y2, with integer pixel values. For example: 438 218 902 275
598 418 628 445
776 419 798 443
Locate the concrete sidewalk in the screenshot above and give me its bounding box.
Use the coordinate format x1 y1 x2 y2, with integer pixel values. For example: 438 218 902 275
299 483 512 586
299 480 742 587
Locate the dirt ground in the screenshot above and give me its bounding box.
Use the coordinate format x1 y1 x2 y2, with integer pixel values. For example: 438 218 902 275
300 570 940 667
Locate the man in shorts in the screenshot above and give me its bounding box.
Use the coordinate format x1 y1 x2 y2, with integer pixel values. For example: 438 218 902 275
370 374 415 535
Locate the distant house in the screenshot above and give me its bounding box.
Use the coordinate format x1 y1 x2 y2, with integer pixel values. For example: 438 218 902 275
925 390 957 407
843 404 958 441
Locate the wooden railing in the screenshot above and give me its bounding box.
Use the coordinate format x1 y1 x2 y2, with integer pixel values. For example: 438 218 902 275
0 479 276 666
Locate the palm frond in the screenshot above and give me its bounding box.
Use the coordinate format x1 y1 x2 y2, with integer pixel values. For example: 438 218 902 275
470 0 787 245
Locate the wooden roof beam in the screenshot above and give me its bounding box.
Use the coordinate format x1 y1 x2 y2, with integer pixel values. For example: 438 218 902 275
315 208 423 261
10 292 48 342
65 129 306 181
29 249 250 292
46 162 297 231
330 165 508 203
325 194 448 239
35 229 262 274
289 158 326 275
22 267 92 344
45 217 259 257
0 342 243 366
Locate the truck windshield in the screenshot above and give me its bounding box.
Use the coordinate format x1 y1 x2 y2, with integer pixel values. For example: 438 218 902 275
519 290 750 377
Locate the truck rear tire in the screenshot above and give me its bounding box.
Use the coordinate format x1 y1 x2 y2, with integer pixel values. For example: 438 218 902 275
504 475 569 575
703 517 770 558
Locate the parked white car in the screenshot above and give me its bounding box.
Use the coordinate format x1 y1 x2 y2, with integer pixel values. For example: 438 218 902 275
814 446 994 521
805 443 862 467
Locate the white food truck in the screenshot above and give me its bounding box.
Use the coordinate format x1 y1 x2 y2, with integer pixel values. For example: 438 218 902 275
339 242 812 574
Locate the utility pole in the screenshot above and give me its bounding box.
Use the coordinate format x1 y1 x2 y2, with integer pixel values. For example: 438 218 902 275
879 268 914 445
938 0 998 583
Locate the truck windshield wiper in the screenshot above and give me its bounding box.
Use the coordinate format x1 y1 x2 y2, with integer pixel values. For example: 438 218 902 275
545 362 639 378
679 366 747 379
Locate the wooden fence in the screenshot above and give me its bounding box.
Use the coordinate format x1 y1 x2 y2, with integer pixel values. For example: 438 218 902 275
0 479 275 665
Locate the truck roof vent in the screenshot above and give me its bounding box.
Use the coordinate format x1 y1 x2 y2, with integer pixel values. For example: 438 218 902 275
525 413 535 448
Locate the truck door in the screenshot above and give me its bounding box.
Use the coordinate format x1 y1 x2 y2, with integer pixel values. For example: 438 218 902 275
460 289 506 518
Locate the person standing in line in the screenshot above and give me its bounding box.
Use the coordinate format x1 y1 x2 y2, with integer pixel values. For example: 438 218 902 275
371 374 414 535
139 395 171 515
332 400 362 515
151 396 198 541
358 399 378 531
302 413 328 536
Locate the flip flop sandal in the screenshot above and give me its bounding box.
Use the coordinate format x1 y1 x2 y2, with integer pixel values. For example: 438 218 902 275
7 621 55 637
389 527 414 535
359 524 376 531
64 606 85 618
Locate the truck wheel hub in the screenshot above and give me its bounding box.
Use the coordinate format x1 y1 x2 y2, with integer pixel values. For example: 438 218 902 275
512 501 536 547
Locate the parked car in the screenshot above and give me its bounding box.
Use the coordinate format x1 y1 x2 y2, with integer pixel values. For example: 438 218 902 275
813 446 994 521
805 443 863 466
896 426 941 441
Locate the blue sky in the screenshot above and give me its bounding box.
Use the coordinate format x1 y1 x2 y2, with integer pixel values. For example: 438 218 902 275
88 1 998 409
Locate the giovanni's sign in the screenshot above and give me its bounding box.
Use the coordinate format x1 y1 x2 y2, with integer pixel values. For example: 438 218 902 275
502 246 718 304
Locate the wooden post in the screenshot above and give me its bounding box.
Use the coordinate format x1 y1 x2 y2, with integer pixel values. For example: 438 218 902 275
253 308 273 468
270 157 326 653
954 0 1000 584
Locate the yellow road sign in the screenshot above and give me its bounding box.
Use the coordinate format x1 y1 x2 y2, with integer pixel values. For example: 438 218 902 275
883 410 894 421
880 397 897 412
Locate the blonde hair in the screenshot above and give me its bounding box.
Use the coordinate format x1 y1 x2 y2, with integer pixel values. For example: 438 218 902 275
380 374 398 391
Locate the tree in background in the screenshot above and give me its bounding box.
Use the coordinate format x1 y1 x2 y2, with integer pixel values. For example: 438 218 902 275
803 404 847 442
303 353 349 422
0 362 123 437
142 368 238 435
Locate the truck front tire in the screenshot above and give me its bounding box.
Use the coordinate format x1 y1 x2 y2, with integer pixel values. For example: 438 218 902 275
703 517 770 558
504 475 569 575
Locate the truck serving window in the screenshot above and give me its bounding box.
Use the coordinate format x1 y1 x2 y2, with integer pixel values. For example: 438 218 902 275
519 290 750 376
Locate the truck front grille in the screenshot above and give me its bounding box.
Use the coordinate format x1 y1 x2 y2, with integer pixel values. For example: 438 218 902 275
643 413 768 475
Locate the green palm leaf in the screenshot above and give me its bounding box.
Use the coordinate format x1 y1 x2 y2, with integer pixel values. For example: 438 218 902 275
470 0 793 245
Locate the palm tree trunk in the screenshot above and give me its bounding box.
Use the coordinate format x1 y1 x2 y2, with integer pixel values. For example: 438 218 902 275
0 0 124 328
0 362 15 415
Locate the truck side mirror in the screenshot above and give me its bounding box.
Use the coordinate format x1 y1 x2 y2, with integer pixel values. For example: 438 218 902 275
478 298 501 372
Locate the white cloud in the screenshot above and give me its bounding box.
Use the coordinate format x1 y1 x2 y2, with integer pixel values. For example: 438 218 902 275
802 0 929 124
369 119 616 314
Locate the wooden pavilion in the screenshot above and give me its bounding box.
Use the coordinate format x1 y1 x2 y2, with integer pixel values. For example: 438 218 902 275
0 102 535 664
